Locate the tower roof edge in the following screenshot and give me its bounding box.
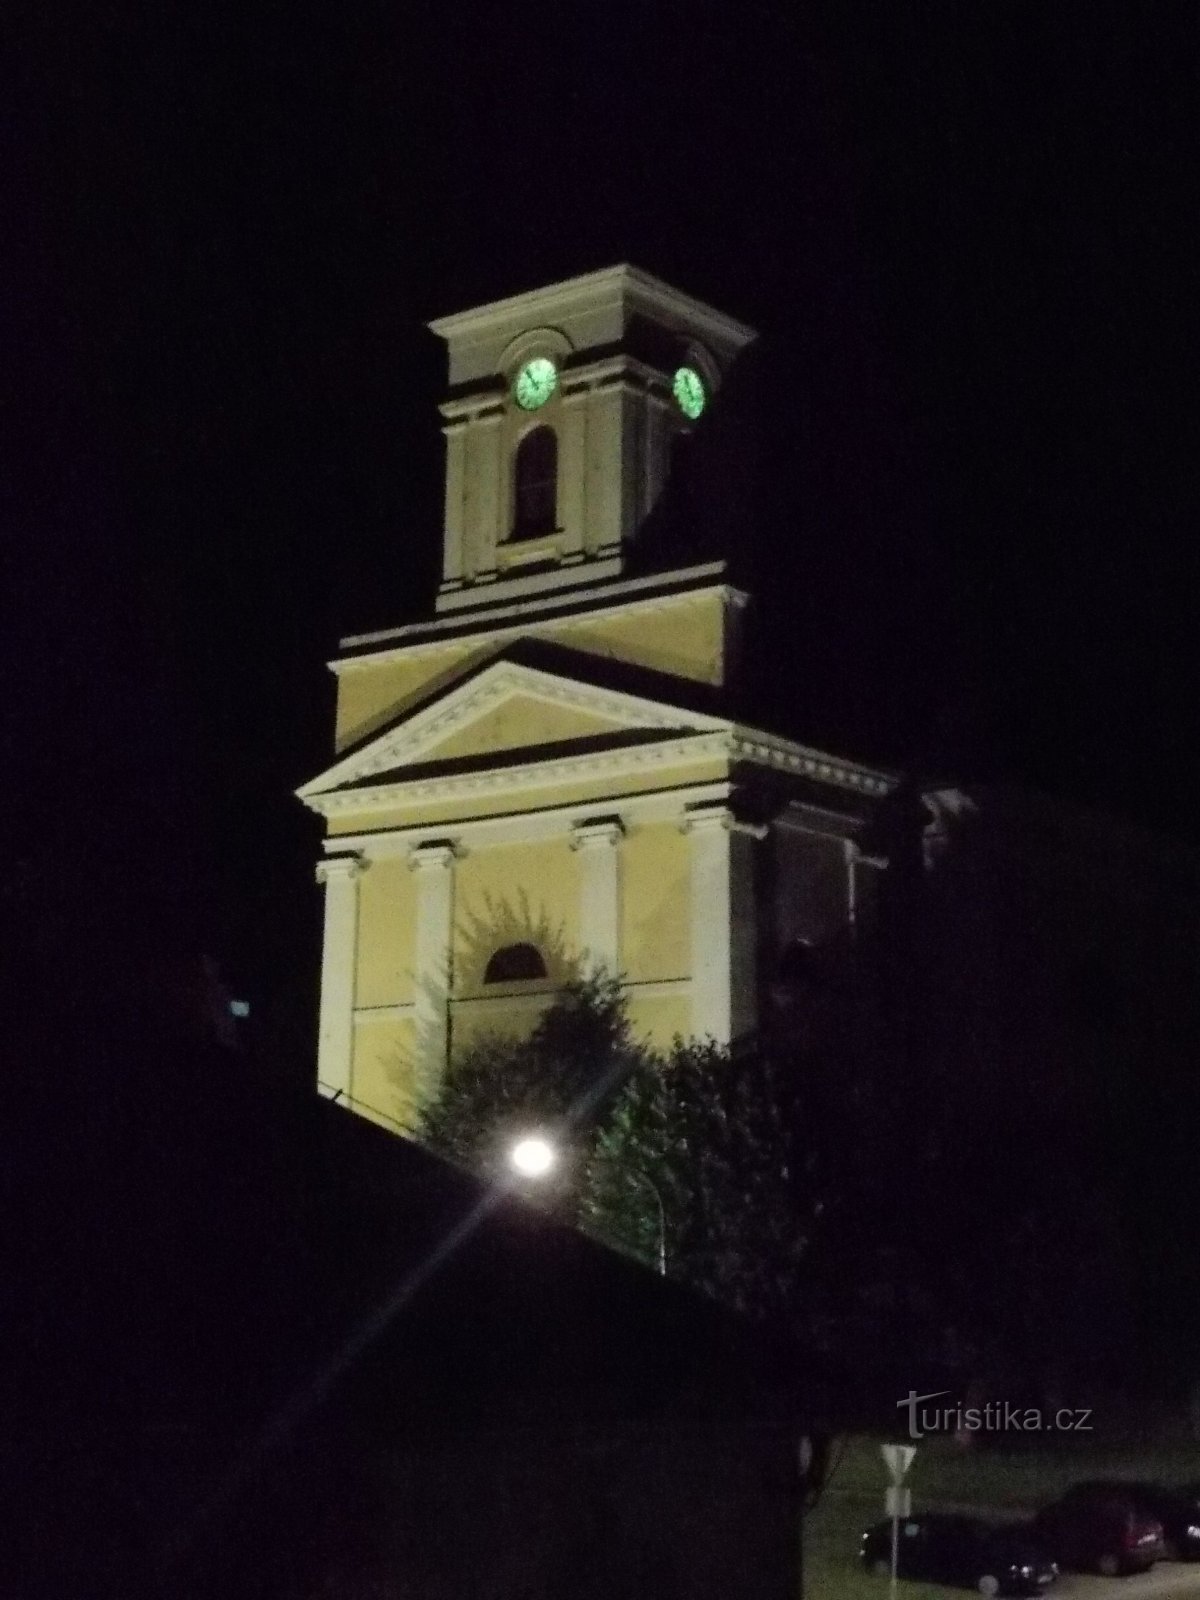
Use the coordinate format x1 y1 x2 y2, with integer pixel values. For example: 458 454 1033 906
428 264 757 351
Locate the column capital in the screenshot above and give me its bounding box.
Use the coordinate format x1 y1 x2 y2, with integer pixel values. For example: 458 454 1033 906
570 815 626 852
678 804 767 840
408 839 461 873
316 854 365 886
845 838 889 869
438 393 504 426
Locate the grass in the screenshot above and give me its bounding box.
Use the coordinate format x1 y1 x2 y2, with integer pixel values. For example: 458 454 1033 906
803 1433 1200 1598
806 1487 959 1600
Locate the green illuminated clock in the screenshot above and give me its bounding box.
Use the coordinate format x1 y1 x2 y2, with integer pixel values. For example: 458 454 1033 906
514 357 558 410
672 366 706 420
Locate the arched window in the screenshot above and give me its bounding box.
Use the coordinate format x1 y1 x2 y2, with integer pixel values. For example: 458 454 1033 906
512 426 558 540
669 427 694 485
664 428 697 542
483 942 548 984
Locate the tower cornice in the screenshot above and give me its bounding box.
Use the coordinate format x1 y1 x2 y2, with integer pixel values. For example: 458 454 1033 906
331 565 740 665
428 263 757 354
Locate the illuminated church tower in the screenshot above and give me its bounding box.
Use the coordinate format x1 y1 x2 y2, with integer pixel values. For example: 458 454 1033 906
298 266 893 1131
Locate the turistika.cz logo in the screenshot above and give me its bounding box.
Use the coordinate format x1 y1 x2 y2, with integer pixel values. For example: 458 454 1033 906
898 1390 1094 1442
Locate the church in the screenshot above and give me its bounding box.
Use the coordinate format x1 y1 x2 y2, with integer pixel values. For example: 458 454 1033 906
296 265 915 1132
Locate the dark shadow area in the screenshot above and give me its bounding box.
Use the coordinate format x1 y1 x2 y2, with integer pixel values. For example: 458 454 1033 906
4 981 810 1599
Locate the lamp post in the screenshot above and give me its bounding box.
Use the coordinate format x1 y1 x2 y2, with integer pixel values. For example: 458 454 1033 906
507 1136 667 1277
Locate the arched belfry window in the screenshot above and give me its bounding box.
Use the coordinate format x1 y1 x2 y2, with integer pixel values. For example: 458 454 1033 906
512 426 558 540
484 943 548 984
669 427 694 490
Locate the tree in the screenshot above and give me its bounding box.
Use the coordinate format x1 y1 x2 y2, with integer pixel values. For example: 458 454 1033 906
418 979 812 1321
418 971 642 1208
582 1039 809 1322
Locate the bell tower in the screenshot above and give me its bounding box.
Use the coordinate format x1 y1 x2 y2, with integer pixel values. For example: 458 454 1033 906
430 264 756 612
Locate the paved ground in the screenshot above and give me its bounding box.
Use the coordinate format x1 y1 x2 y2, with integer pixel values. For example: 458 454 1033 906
1053 1564 1200 1597
808 1434 1200 1600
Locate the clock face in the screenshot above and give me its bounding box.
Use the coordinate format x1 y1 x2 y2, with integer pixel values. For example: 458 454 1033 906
514 357 558 411
672 366 706 420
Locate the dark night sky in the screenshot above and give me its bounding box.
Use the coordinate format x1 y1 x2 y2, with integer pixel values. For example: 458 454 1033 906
7 2 1196 1036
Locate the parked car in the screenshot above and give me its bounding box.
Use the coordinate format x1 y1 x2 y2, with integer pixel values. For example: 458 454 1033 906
1071 1482 1200 1561
860 1513 1058 1595
1034 1483 1165 1576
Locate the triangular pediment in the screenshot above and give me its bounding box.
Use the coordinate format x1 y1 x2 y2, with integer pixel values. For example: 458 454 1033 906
418 690 635 764
298 654 727 800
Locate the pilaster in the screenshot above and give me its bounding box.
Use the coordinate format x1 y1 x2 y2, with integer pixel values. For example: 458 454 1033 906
467 408 504 582
571 815 625 977
315 855 365 1101
644 391 672 526
585 381 623 557
558 382 590 560
680 804 765 1044
845 839 887 936
440 418 468 587
409 840 460 1095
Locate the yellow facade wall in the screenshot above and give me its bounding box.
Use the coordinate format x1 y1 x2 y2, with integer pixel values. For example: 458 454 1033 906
448 991 557 1059
620 821 691 984
335 642 491 751
355 856 417 1008
440 988 690 1070
319 588 743 1137
445 989 690 1065
351 1015 419 1133
452 837 579 997
332 589 731 754
625 992 692 1053
546 593 728 686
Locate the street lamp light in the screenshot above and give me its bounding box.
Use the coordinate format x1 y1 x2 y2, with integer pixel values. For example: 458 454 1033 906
506 1135 667 1278
509 1135 556 1178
